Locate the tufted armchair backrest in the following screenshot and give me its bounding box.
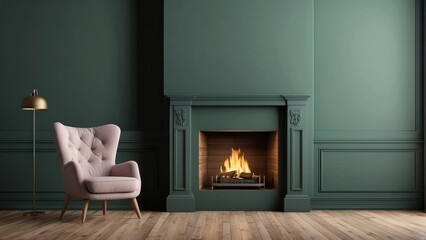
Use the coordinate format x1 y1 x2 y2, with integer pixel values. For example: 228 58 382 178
53 122 120 178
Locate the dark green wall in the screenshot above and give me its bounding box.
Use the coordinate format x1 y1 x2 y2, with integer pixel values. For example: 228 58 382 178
315 0 420 137
1 0 136 130
313 0 423 209
0 0 168 210
164 0 313 95
165 0 423 209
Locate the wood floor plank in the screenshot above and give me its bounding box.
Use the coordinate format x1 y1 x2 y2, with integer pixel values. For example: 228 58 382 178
191 211 208 239
324 211 376 240
352 211 419 240
288 212 329 240
182 211 201 239
204 211 222 240
256 211 280 239
124 212 153 240
223 222 232 240
312 211 376 240
1 210 426 239
273 212 304 240
381 210 426 234
202 211 215 240
135 211 163 239
296 212 348 239
146 212 170 239
160 213 181 240
105 213 132 240
222 211 232 240
265 212 293 239
213 212 224 239
328 211 384 239
238 211 252 240
250 211 272 240
304 212 353 240
230 211 242 240
245 212 262 240
172 213 191 240
337 210 392 239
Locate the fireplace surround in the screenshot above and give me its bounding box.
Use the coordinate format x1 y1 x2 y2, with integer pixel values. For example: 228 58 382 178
167 95 310 211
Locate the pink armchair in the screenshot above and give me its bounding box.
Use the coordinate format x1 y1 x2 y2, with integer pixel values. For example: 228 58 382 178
53 122 141 223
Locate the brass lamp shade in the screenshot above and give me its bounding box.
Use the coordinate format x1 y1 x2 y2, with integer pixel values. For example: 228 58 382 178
22 89 48 110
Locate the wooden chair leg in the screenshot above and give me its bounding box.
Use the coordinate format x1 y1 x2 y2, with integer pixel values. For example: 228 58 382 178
59 196 72 220
130 198 141 219
81 199 90 223
102 200 107 215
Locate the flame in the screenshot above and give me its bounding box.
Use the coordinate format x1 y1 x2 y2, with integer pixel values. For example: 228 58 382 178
220 148 252 177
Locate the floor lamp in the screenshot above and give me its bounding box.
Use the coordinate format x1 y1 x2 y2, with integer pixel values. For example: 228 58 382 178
21 89 48 216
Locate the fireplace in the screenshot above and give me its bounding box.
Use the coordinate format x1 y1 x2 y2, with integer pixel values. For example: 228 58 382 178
199 131 278 190
167 95 310 212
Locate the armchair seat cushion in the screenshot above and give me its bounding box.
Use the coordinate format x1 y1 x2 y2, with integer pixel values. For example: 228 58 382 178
84 176 139 194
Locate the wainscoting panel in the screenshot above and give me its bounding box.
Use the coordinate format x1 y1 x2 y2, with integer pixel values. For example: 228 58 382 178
0 131 168 211
319 149 417 192
312 142 423 210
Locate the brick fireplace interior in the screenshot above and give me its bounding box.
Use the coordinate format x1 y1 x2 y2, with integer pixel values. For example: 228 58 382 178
199 131 279 190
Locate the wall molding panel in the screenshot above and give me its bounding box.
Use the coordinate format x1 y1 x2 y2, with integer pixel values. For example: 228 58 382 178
312 142 423 209
318 149 419 193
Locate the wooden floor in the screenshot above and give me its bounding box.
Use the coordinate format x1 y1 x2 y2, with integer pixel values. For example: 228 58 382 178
1 210 426 239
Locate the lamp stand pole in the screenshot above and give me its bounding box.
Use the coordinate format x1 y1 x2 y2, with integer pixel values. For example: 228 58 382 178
23 110 45 216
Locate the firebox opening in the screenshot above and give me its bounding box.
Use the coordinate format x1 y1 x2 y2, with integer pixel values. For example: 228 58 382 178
199 131 279 190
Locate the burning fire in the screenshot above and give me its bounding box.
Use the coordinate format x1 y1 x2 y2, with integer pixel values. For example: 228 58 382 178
220 148 252 177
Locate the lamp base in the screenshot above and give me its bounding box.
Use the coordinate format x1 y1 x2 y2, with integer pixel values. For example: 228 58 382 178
23 211 45 216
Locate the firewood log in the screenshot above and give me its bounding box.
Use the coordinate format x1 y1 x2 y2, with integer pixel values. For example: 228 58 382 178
239 172 254 179
219 170 237 179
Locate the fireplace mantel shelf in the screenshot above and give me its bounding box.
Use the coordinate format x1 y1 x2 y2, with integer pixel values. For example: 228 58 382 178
167 94 311 106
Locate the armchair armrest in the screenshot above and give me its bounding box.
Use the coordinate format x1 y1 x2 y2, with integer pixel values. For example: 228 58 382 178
111 161 140 180
62 161 88 198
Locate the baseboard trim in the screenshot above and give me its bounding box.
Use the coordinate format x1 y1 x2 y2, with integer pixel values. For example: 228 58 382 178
311 198 423 210
166 194 195 212
284 195 311 212
0 197 163 211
